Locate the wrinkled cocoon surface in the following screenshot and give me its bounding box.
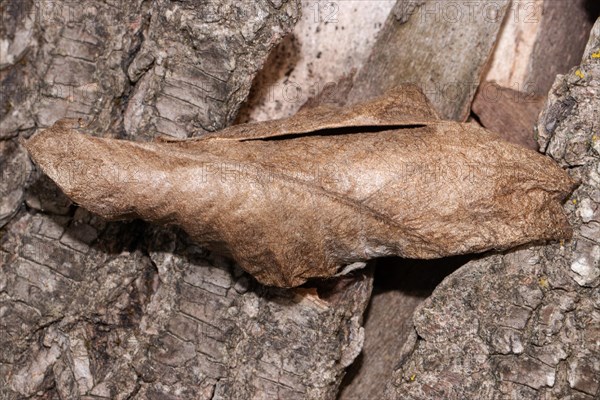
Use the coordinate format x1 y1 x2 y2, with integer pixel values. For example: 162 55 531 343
25 88 576 287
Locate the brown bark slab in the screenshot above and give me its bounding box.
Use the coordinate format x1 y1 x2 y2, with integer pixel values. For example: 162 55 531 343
472 81 544 151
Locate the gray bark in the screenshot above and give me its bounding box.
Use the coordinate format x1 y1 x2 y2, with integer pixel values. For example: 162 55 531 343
349 0 510 121
0 1 372 399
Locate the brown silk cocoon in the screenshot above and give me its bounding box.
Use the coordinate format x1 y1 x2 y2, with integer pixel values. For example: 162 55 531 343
25 87 576 287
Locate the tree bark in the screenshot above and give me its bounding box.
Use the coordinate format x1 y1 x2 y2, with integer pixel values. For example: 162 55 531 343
0 1 372 399
485 0 599 96
472 81 544 151
349 0 510 121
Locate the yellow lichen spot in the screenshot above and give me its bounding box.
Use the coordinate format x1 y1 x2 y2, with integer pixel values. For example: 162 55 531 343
410 374 416 382
593 135 599 142
575 69 585 79
539 276 549 289
572 199 578 205
592 51 600 59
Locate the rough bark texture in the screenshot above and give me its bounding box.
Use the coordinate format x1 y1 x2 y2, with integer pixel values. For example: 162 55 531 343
338 256 468 400
349 0 510 121
1 1 374 399
384 18 600 400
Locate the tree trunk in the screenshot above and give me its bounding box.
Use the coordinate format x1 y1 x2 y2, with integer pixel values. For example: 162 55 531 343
3 1 598 399
0 1 372 399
